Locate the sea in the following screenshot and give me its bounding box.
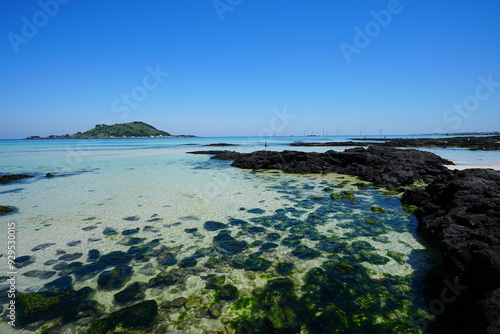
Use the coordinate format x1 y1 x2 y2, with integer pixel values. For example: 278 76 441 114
1 135 500 333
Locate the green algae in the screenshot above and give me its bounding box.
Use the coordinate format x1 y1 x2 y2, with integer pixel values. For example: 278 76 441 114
371 206 387 213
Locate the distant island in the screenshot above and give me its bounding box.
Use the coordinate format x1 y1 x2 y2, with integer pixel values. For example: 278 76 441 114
26 121 196 139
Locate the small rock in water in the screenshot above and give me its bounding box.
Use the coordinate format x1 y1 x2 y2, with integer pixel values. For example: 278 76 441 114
82 217 96 221
163 222 181 228
122 228 140 236
53 262 69 271
146 217 163 222
114 282 147 304
43 259 58 266
122 215 140 221
291 245 321 260
14 255 35 268
143 225 159 233
97 266 133 291
157 253 177 267
103 227 118 236
247 208 265 214
184 228 198 234
22 270 56 279
87 249 100 262
40 275 73 294
161 297 187 308
185 297 202 309
58 252 83 261
45 173 54 178
67 240 82 247
88 238 101 242
56 249 66 255
204 221 228 231
179 256 197 268
82 225 98 231
138 263 157 276
31 243 56 252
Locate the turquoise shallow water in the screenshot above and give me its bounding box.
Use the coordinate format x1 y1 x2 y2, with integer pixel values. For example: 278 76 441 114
0 137 498 333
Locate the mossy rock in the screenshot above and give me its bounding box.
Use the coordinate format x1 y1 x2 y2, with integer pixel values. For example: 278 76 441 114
276 262 295 276
365 218 380 225
338 262 354 272
281 235 302 247
0 205 14 215
147 272 177 288
213 230 249 255
17 293 62 319
88 300 158 333
97 266 133 291
205 256 225 269
204 220 228 231
232 257 272 272
260 242 279 252
291 245 321 260
219 284 239 301
267 302 299 331
179 256 197 268
114 282 146 304
157 252 177 266
370 206 386 213
266 232 281 241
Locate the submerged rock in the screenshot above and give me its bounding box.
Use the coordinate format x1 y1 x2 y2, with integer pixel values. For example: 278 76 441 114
213 230 249 255
22 270 56 280
103 227 118 236
291 245 321 260
179 256 197 268
14 255 35 268
31 243 56 252
157 253 177 267
147 272 177 288
88 300 158 333
97 266 133 291
114 282 146 304
204 220 228 231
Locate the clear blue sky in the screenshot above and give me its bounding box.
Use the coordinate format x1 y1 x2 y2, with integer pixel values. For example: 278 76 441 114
1 0 500 138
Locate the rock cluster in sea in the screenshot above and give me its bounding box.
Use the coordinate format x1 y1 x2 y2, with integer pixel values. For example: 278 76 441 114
289 135 500 151
214 146 453 189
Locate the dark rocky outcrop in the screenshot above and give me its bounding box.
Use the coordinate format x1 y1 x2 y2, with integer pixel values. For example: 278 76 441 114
213 147 453 189
0 174 33 184
289 135 500 151
402 168 500 334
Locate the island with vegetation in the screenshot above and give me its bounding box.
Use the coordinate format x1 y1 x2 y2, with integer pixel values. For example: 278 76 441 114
25 121 195 139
